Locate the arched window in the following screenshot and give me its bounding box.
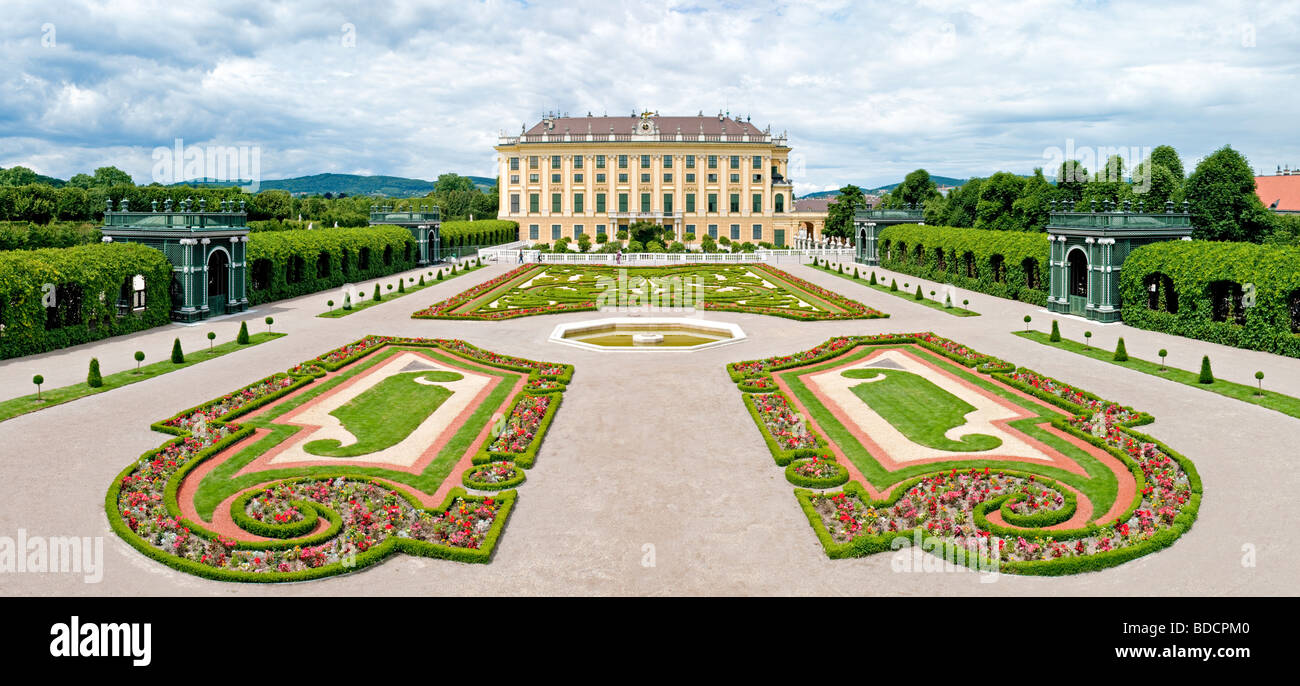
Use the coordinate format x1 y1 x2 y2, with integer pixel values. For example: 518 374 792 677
881 239 892 261
339 249 352 275
1066 250 1088 297
46 284 84 330
287 255 306 284
912 244 924 266
250 259 272 291
1289 289 1300 333
933 247 946 271
404 242 413 263
1209 281 1245 325
359 247 372 270
383 245 394 266
990 254 1006 283
316 251 331 279
896 242 907 264
1023 257 1041 290
963 251 975 278
775 194 785 213
1143 273 1178 314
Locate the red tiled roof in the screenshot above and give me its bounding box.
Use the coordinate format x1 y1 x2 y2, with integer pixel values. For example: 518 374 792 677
793 197 832 213
1255 175 1300 212
525 114 764 137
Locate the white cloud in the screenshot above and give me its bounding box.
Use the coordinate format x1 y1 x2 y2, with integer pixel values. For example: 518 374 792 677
0 0 1297 190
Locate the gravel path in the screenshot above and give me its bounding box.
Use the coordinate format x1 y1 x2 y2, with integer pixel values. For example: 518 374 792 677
1 259 1295 596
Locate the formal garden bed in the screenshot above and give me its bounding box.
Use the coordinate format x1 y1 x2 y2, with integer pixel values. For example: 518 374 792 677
106 336 572 582
318 259 487 318
810 259 980 317
412 263 886 321
726 333 1201 575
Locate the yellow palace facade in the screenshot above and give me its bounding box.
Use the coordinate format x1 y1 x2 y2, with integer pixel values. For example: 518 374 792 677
495 112 818 248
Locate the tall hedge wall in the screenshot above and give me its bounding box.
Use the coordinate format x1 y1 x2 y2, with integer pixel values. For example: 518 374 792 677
245 225 416 305
1120 241 1300 358
0 243 172 359
441 220 518 248
877 224 1050 305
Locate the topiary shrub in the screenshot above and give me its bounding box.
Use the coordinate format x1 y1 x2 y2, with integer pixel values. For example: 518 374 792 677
914 285 924 301
1113 337 1128 361
1049 320 1061 342
87 357 103 388
870 272 877 285
206 331 216 351
1158 349 1168 370
889 278 898 292
33 374 44 400
264 316 274 333
134 350 145 371
373 283 382 301
437 269 444 281
171 338 184 364
237 321 250 344
1198 355 1214 384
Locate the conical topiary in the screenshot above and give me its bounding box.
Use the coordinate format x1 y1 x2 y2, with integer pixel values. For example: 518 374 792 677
87 358 103 388
1113 337 1128 361
1049 320 1061 342
889 278 898 292
373 283 382 301
1198 355 1214 384
171 338 185 364
870 272 877 285
418 274 425 286
237 321 250 345
398 279 406 293
914 285 924 301
437 269 444 281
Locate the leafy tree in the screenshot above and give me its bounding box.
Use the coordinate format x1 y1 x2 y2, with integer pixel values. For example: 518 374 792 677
890 169 939 208
1185 145 1274 242
824 185 867 238
0 166 41 186
1011 168 1053 231
254 190 293 220
975 172 1026 230
434 173 477 194
91 166 134 187
87 358 103 387
1055 161 1089 201
171 338 185 364
938 178 982 227
1149 145 1185 181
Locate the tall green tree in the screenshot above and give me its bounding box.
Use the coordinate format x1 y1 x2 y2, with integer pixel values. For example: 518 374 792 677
939 178 982 227
1055 161 1088 201
91 166 134 187
1011 168 1053 231
1148 145 1185 180
974 172 1025 230
824 184 867 238
1185 145 1274 242
890 169 939 208
434 173 477 194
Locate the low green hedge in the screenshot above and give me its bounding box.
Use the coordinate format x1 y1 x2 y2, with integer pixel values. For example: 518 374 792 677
0 242 173 359
246 225 416 305
784 458 850 488
462 462 528 491
229 489 323 539
441 219 519 248
1119 240 1300 359
474 391 563 468
877 224 1049 306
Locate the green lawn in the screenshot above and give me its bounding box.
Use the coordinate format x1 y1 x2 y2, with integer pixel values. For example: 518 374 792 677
304 372 454 457
815 262 980 316
777 345 1118 513
191 347 521 518
318 262 487 318
0 332 284 424
843 368 1001 451
1015 329 1300 420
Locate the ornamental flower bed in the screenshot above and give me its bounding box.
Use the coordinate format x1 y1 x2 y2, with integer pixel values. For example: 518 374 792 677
463 461 523 490
730 335 1202 574
488 395 552 453
751 393 818 450
109 336 567 581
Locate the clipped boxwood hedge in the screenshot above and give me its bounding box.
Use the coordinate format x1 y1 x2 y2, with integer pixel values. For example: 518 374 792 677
441 219 519 249
245 225 416 305
877 224 1049 305
0 242 172 359
1119 240 1300 358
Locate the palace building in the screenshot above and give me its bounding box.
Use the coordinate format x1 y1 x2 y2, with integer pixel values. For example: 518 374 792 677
495 111 808 247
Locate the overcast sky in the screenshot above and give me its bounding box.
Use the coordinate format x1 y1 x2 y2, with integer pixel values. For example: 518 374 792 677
2 0 1297 195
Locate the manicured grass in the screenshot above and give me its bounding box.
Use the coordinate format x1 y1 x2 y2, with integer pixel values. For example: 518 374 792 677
304 372 454 457
776 345 1118 513
0 332 284 424
192 347 522 518
815 262 980 316
318 262 488 318
843 367 1001 451
1015 329 1300 420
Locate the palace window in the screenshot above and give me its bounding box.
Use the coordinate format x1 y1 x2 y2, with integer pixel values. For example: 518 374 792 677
729 194 740 213
618 194 629 212
596 224 606 236
618 173 629 183
529 224 539 240
551 173 560 184
573 173 583 183
574 156 584 169
686 173 696 183
708 224 718 238
752 224 762 240
730 224 740 240
752 194 762 213
663 155 673 167
529 174 539 184
574 225 584 237
685 224 695 235
663 173 672 183
730 173 740 183
510 175 519 184
529 194 540 213
596 193 607 213
641 173 650 183
686 193 696 213
775 194 784 213
729 155 740 169
619 155 628 168
752 155 762 169
596 155 606 168
663 194 673 214
529 156 538 169
573 193 584 213
686 155 696 169
640 193 651 212
753 174 763 183
552 225 561 240
510 157 519 171
707 193 718 212
596 173 606 183
707 173 718 183
551 193 562 213
708 155 718 169
640 155 650 168
551 156 560 169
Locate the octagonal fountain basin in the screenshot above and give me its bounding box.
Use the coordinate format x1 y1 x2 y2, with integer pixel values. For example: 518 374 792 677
549 317 745 352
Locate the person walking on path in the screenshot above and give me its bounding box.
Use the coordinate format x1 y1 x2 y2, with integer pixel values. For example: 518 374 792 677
616 249 622 265
518 250 523 264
